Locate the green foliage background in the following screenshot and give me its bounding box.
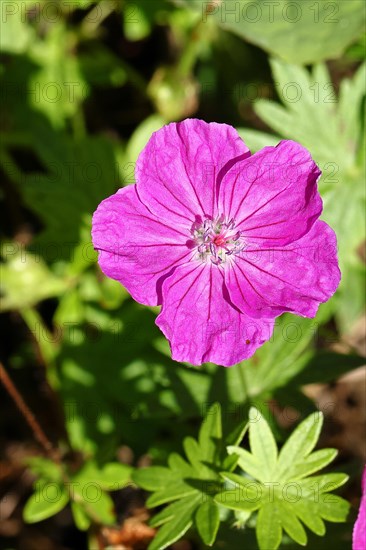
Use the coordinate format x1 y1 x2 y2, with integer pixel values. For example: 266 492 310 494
0 1 365 549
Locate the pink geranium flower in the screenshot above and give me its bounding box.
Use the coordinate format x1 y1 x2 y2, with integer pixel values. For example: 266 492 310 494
92 119 340 366
353 466 366 550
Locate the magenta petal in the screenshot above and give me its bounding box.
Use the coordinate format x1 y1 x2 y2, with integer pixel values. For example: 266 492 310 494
156 262 274 366
92 119 341 368
353 466 366 550
226 221 341 319
92 185 192 306
136 119 250 221
218 140 322 246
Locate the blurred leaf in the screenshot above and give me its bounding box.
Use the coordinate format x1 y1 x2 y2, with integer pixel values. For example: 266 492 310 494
0 247 68 311
98 462 132 488
336 262 366 333
23 483 69 523
79 45 127 87
0 4 34 53
8 120 120 262
237 128 280 152
123 0 170 41
226 309 331 400
133 466 174 491
74 485 115 525
124 0 152 41
148 67 199 120
25 457 64 483
70 0 94 7
72 460 132 492
290 351 365 386
183 0 365 64
28 24 88 127
124 114 166 181
71 501 91 531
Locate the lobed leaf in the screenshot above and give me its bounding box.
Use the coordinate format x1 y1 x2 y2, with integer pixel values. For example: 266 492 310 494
256 503 282 550
248 407 278 477
194 499 220 546
276 412 323 481
148 494 200 550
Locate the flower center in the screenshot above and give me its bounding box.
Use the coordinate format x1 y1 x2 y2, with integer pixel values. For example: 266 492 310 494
191 215 243 265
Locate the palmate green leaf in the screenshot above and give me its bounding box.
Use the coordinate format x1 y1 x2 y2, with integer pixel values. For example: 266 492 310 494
214 488 260 513
182 0 365 64
133 403 229 548
226 446 264 482
215 472 262 512
222 419 249 472
255 60 365 171
184 437 207 475
226 407 278 482
217 408 349 550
